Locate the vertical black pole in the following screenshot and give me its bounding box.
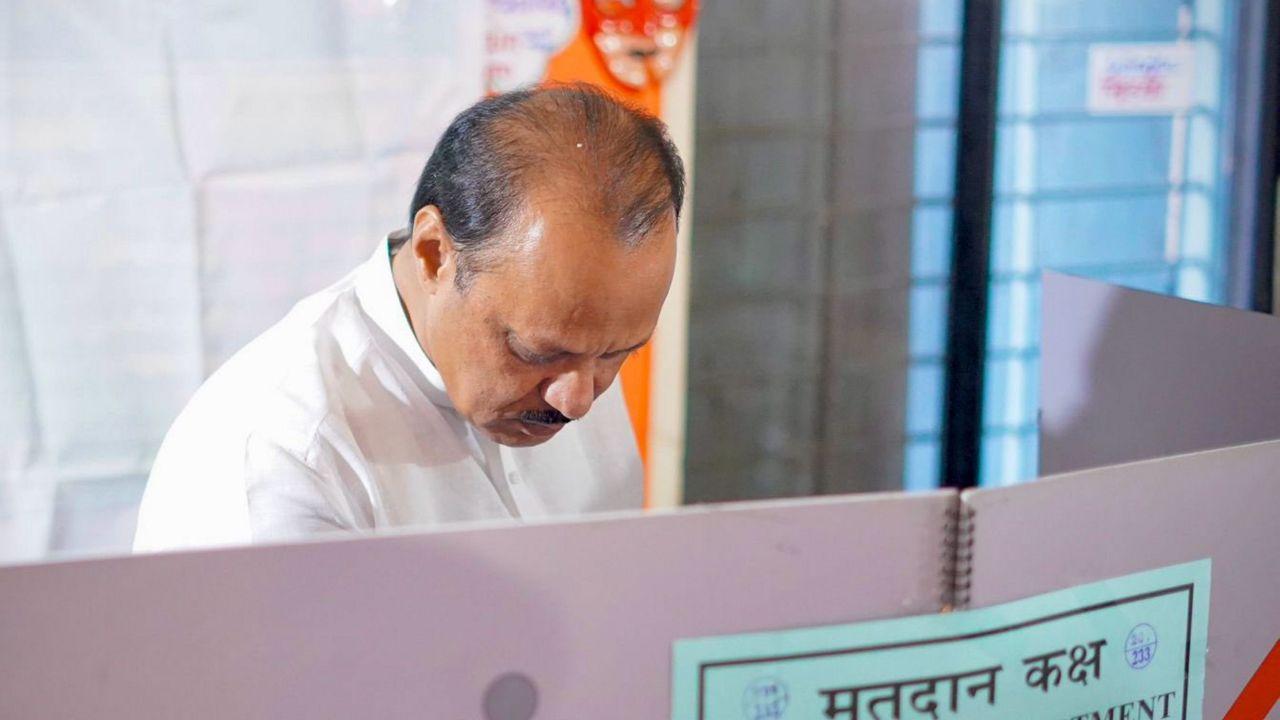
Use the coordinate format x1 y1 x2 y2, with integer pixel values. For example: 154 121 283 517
941 0 1003 489
1231 0 1280 312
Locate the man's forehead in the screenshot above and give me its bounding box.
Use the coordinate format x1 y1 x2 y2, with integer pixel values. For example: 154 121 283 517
497 197 645 270
508 164 677 250
465 189 675 340
482 250 668 347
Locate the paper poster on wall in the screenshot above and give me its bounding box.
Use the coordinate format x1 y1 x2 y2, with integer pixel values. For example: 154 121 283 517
1087 43 1195 114
673 561 1211 720
485 0 580 93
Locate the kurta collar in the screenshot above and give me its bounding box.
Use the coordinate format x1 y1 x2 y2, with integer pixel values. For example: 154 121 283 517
354 231 454 409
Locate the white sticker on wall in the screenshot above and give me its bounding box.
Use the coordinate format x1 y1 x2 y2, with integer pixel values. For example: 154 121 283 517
1087 43 1195 115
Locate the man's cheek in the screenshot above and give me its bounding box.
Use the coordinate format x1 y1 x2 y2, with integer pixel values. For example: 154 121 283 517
479 369 539 412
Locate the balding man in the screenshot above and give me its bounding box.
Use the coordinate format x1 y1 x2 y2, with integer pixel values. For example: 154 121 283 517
133 85 683 551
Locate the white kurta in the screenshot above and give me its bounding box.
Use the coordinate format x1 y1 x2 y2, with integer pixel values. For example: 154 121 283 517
133 237 642 552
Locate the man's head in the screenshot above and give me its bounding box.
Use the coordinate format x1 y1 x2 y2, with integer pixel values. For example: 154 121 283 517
395 84 684 447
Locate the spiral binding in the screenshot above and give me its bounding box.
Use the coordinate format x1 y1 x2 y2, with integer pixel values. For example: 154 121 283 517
941 502 975 611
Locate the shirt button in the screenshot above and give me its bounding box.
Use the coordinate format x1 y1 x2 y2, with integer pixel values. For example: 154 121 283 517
507 471 520 485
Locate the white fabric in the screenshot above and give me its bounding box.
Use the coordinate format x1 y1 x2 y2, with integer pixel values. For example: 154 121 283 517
133 238 642 551
0 1 485 561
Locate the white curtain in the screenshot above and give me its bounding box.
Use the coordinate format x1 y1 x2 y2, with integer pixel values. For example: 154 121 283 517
0 0 484 562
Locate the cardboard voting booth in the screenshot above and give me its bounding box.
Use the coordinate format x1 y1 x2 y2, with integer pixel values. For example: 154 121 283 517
3 274 1278 718
4 439 1279 718
1040 271 1280 475
0 492 954 719
966 440 1280 719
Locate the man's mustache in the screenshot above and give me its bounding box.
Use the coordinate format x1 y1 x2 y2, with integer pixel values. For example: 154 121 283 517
520 409 573 426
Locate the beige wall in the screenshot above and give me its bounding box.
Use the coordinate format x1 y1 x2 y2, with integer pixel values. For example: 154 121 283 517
648 31 698 508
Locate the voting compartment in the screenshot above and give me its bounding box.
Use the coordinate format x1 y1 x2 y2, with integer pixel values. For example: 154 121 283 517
0 491 952 719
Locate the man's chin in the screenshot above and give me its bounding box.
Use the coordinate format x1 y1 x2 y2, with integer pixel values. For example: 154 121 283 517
482 419 564 447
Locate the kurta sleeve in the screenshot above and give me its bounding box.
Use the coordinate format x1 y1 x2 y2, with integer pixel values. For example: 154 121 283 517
243 433 353 543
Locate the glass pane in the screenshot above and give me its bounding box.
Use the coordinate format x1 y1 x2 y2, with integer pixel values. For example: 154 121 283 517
980 0 1243 485
903 0 963 490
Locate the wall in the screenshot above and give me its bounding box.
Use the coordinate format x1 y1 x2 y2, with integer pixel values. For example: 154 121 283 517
0 1 484 561
684 1 927 500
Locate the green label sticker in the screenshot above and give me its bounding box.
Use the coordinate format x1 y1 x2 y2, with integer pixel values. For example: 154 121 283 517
673 560 1210 720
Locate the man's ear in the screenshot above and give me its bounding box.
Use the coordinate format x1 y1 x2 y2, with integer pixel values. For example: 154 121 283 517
409 205 457 292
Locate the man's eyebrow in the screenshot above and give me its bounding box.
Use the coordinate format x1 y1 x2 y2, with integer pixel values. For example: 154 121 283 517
611 338 651 355
505 330 567 358
506 328 649 358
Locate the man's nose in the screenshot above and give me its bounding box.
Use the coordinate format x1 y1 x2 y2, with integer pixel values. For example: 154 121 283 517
543 369 594 420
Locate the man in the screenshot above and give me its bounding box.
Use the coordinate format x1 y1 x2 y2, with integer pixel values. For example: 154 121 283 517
133 84 683 551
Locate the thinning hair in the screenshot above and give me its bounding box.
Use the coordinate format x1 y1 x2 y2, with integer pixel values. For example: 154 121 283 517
408 83 685 289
